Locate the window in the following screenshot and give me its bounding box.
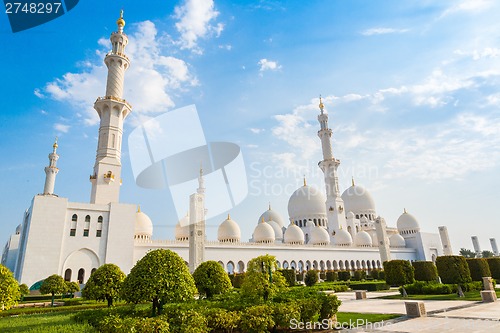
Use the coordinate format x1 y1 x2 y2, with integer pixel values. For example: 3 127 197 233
70 229 76 236
96 216 103 237
64 269 72 282
83 229 89 237
83 215 90 237
96 230 102 237
70 214 77 236
77 268 85 284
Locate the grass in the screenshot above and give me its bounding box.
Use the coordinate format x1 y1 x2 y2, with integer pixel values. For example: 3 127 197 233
336 312 401 327
378 289 500 301
0 311 96 333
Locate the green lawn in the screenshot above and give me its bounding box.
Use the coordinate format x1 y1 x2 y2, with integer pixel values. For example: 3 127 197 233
0 311 95 333
336 312 401 328
378 289 500 301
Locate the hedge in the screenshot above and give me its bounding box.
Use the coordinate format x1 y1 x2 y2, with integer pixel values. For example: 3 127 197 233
412 261 438 282
352 270 366 281
466 258 491 282
383 260 414 287
403 281 452 295
338 271 351 281
278 269 296 287
486 258 500 280
325 271 338 282
436 256 471 285
350 281 389 291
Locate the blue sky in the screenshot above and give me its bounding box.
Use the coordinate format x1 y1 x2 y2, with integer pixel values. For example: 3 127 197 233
1 0 500 253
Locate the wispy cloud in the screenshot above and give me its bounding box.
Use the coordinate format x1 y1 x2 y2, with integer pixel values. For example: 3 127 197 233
40 21 198 126
258 58 281 75
249 128 264 134
174 0 224 54
361 27 408 36
440 0 492 18
54 123 70 133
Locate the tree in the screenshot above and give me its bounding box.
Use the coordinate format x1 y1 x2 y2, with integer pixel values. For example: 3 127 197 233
0 265 20 311
459 248 476 258
305 270 319 286
19 284 29 301
436 255 471 297
412 261 438 282
481 250 494 258
65 281 80 297
383 260 414 297
82 264 125 306
121 249 196 316
241 254 287 301
466 258 491 281
192 260 232 299
40 274 66 306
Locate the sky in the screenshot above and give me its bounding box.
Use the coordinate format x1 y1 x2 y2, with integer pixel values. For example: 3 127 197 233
1 0 500 254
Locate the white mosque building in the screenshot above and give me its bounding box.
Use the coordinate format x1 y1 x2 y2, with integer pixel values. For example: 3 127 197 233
2 13 453 288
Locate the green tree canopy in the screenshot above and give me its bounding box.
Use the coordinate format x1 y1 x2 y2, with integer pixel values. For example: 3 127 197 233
19 284 29 297
383 260 414 297
82 264 125 307
65 281 80 294
40 274 66 306
481 250 494 258
0 264 21 311
436 255 472 297
240 254 287 301
121 249 196 316
305 270 318 287
192 260 232 299
412 261 438 282
459 248 476 258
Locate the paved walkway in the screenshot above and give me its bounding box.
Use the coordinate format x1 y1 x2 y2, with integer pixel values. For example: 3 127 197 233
335 290 500 332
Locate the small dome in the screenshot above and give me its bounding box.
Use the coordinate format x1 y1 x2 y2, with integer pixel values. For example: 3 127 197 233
254 219 275 243
267 220 283 240
135 209 153 239
341 184 376 217
218 215 241 243
390 234 406 248
258 205 285 228
354 231 372 247
346 211 355 219
284 223 305 244
333 229 353 246
310 226 330 245
175 214 189 241
397 210 420 233
288 184 326 221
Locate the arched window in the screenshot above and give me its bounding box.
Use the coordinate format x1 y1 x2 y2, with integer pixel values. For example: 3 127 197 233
238 261 245 273
91 268 97 275
77 268 85 284
283 261 289 269
227 261 235 274
218 261 224 270
96 216 103 237
64 269 72 282
291 260 296 270
70 214 77 236
83 215 90 237
298 261 304 272
313 218 317 226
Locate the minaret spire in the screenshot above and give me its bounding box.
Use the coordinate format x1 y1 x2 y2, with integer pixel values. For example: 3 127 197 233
90 10 132 204
43 138 60 195
316 95 347 238
197 163 205 194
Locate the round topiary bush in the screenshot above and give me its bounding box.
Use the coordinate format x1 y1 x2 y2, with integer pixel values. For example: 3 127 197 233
304 270 318 287
193 260 232 299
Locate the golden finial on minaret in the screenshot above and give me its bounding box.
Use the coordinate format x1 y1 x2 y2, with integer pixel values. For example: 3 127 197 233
303 176 307 187
227 213 230 220
53 137 58 150
116 9 125 28
319 95 324 111
351 176 355 187
137 205 141 213
261 217 266 223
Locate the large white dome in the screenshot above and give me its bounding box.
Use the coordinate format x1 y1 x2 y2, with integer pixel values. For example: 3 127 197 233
390 233 406 248
254 219 275 243
333 229 353 246
310 226 330 245
288 184 326 222
284 223 305 244
397 210 420 234
267 220 283 240
135 209 153 239
218 215 241 243
258 205 285 228
175 214 189 241
354 231 372 247
341 183 376 219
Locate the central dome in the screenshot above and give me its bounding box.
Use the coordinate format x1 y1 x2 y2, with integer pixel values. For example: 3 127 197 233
288 184 326 222
341 184 376 219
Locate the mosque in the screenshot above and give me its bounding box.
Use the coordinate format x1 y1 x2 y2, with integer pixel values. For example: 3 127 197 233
1 13 453 288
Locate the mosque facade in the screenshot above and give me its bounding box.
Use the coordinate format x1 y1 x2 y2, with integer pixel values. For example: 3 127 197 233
2 14 452 288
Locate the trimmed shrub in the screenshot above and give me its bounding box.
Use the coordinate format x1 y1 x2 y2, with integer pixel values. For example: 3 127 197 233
319 294 341 320
325 270 338 282
193 261 232 298
203 308 240 332
240 304 274 333
271 302 300 329
134 317 170 333
402 281 452 295
278 269 297 287
412 261 438 282
370 269 380 280
319 271 326 280
296 297 321 322
466 258 492 282
0 264 21 311
305 270 319 287
350 282 390 291
338 271 351 281
436 256 472 285
296 273 304 282
164 307 208 333
352 270 366 281
228 273 246 288
378 270 385 280
486 258 500 280
383 260 415 287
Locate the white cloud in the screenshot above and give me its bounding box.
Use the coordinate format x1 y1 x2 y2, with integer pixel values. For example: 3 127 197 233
54 123 70 133
34 88 44 98
174 0 223 53
40 110 48 115
440 0 492 18
361 28 408 36
41 21 197 126
258 58 282 74
249 128 264 134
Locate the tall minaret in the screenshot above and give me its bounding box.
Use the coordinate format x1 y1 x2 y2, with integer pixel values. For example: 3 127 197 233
43 138 59 195
189 166 206 273
90 10 132 204
317 97 347 238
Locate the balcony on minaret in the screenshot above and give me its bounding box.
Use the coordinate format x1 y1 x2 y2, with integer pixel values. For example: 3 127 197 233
104 171 115 184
